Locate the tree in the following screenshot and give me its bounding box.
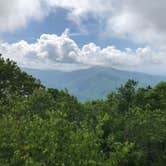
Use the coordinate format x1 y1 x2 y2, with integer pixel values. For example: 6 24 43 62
0 55 43 99
107 80 138 113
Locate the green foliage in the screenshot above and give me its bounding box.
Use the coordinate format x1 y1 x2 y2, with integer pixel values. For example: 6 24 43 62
107 79 138 113
0 56 166 165
0 55 43 99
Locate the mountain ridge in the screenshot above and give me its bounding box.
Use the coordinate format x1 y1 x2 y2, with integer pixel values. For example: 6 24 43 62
23 66 166 101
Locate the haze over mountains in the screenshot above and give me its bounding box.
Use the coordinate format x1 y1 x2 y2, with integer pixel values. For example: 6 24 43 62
24 66 166 101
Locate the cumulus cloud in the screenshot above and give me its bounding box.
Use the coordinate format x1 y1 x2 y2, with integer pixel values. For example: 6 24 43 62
0 0 49 32
105 0 166 46
0 0 111 32
0 29 87 71
0 30 165 75
47 0 166 46
1 0 166 47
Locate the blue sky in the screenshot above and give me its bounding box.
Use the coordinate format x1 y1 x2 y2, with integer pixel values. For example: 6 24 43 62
1 8 139 50
0 0 166 75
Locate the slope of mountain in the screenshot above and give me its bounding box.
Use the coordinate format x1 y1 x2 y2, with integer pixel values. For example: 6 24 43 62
23 66 166 101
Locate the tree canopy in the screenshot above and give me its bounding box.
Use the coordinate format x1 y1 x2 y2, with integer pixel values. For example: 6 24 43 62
0 56 166 166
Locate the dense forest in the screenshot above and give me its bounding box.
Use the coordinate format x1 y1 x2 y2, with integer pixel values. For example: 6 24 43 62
0 55 166 166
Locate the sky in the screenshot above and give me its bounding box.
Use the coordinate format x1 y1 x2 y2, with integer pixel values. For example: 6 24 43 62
0 0 166 75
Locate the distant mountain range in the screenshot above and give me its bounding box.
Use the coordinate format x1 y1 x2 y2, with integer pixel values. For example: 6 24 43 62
23 66 166 101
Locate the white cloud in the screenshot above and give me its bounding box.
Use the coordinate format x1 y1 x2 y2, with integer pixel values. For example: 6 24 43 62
0 0 166 75
105 0 166 47
47 0 166 47
1 0 166 47
0 0 111 32
0 0 50 32
0 30 165 75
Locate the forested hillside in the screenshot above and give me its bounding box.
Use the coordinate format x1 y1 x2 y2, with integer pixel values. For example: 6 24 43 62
24 67 166 101
0 55 166 166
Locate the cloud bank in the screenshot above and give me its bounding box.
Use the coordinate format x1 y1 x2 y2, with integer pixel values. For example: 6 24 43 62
0 30 165 75
0 1 166 75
